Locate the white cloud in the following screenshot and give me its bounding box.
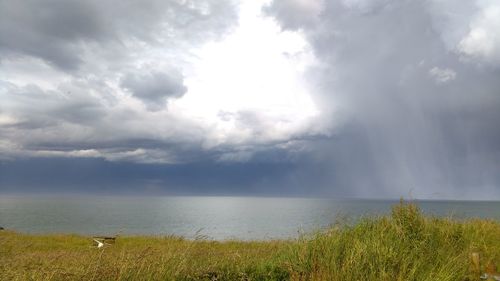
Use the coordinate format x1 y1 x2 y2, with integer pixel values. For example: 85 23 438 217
457 0 500 62
0 114 18 126
428 67 457 84
174 0 320 147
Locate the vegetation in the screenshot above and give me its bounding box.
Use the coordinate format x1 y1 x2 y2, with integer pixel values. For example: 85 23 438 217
1 202 499 280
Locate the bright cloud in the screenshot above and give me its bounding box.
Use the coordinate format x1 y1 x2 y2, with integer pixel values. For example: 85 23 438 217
175 0 319 147
458 0 500 62
428 67 457 84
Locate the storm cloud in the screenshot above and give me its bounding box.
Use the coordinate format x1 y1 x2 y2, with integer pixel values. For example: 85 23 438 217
121 70 187 111
264 0 500 198
1 0 500 199
0 0 238 70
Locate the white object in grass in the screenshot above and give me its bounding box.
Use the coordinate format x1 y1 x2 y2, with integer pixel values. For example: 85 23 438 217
93 239 104 248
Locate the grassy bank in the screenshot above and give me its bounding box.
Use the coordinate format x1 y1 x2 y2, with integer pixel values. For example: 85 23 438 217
1 202 499 280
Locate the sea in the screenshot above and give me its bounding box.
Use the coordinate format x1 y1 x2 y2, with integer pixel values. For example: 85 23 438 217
0 196 499 240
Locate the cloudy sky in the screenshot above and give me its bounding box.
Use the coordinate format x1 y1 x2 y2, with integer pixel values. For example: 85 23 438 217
1 0 500 199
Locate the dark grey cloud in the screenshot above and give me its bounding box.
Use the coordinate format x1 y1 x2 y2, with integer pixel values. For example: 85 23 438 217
0 0 238 70
0 157 301 196
0 0 108 69
263 0 500 199
121 70 187 111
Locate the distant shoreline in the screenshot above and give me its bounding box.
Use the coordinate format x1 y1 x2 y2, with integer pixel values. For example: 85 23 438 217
2 193 500 202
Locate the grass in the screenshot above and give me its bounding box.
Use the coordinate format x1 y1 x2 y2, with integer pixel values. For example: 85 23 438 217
0 201 499 280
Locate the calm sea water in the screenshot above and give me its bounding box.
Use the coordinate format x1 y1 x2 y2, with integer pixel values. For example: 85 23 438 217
0 196 499 240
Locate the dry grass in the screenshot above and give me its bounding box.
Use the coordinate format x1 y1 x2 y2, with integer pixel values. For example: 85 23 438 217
1 202 499 280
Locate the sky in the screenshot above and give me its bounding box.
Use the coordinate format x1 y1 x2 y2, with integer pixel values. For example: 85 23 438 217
1 0 500 199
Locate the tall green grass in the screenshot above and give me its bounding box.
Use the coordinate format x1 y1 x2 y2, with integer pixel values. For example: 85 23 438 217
287 202 500 280
1 201 499 280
